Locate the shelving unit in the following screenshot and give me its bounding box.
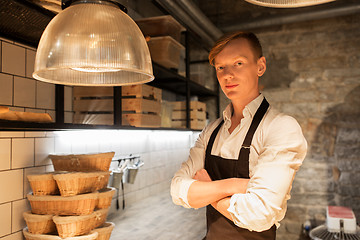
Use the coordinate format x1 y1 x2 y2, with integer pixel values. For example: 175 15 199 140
0 0 219 131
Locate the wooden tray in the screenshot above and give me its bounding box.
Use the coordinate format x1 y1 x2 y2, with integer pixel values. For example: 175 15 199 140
122 113 161 128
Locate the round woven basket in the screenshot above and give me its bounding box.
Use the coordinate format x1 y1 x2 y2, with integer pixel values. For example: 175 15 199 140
53 171 110 196
23 211 56 234
27 192 98 216
49 152 115 172
96 187 116 209
93 222 115 240
27 173 59 196
53 212 97 238
23 228 98 240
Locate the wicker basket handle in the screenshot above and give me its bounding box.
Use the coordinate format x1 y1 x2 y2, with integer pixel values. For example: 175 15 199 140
70 157 80 166
95 212 102 220
97 175 104 182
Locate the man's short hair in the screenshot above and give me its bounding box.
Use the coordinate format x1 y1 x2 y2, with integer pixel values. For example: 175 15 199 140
208 31 263 66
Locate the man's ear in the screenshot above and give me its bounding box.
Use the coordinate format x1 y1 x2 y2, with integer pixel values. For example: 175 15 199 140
257 56 266 77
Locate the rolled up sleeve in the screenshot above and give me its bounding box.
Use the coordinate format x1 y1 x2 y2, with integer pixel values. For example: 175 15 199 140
227 115 307 231
170 124 211 208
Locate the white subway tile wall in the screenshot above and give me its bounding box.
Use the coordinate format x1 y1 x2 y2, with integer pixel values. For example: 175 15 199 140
0 139 11 170
25 49 36 79
0 169 23 204
1 42 25 77
0 38 63 120
0 203 11 237
0 37 196 240
0 129 195 239
12 138 34 169
13 77 36 108
34 138 54 166
12 199 30 232
1 231 23 240
0 73 13 105
0 132 25 138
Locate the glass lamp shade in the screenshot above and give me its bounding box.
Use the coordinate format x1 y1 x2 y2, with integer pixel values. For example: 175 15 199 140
33 1 154 86
245 0 335 8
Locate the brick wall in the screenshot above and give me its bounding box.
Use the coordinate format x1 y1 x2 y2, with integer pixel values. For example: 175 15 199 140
256 13 360 239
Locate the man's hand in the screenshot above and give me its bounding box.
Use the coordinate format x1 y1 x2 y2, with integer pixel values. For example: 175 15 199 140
193 169 249 195
188 169 250 208
193 169 212 182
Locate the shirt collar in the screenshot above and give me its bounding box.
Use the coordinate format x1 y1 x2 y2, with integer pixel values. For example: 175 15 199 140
222 94 264 123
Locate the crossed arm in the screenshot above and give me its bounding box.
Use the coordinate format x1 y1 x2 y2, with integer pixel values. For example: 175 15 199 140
188 169 249 220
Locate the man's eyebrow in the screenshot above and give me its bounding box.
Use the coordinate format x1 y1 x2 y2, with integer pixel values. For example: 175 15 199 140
215 55 249 66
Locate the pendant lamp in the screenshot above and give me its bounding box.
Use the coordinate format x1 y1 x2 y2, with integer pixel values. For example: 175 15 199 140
245 0 335 8
33 0 154 86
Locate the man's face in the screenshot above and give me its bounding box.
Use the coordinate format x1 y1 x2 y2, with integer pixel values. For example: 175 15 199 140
214 38 265 102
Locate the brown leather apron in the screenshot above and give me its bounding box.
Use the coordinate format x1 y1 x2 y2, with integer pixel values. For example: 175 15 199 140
204 98 276 240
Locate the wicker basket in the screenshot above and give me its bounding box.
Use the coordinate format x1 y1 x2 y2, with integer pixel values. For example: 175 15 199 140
27 173 59 196
27 192 98 216
23 211 56 234
96 187 115 209
93 222 115 240
53 171 110 197
53 212 97 238
49 152 115 172
23 228 98 240
94 208 109 228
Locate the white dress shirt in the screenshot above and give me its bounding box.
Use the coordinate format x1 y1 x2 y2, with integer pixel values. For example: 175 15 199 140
170 94 307 232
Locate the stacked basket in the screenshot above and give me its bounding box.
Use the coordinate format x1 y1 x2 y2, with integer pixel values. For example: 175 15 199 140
23 152 116 240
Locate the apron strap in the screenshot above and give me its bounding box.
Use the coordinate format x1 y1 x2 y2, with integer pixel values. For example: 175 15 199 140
205 120 224 157
235 98 269 178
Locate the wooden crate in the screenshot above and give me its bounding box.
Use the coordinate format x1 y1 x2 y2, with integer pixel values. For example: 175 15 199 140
73 87 113 125
171 119 206 130
172 110 206 120
73 113 113 125
122 85 162 101
122 98 161 115
170 101 206 130
123 113 161 128
171 101 206 111
73 85 162 126
122 85 162 127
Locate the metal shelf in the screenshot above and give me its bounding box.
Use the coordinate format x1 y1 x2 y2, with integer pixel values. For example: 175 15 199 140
0 0 219 131
0 120 200 132
150 63 217 98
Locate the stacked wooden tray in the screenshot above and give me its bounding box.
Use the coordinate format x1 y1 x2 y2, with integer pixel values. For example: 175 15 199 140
23 152 116 240
171 101 207 130
73 85 162 127
122 85 162 128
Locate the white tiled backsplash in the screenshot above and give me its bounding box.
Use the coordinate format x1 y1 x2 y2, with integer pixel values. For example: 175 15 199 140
0 38 73 122
0 38 197 239
0 129 194 239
